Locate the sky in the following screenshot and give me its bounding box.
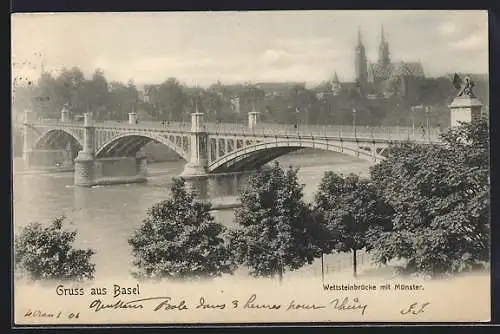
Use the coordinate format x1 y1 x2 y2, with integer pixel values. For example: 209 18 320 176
11 10 489 88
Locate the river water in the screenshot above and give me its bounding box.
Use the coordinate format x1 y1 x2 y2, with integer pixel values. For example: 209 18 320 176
13 150 372 280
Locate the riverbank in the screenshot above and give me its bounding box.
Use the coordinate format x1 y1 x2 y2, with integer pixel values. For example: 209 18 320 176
93 175 148 186
209 197 242 210
14 167 74 175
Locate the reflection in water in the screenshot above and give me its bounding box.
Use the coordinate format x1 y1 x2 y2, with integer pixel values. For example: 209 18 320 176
185 173 249 200
13 151 372 279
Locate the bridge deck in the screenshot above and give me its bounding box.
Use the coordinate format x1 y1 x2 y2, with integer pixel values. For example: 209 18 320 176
32 120 443 143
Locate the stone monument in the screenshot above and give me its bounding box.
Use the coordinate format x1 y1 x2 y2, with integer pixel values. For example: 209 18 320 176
449 74 483 127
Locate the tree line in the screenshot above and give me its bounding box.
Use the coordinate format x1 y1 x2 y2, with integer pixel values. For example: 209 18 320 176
14 117 490 282
12 67 488 127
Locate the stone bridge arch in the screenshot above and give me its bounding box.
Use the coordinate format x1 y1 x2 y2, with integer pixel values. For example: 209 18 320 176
95 132 190 161
208 139 387 173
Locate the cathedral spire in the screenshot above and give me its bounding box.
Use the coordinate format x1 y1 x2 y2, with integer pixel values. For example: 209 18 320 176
354 27 367 89
333 71 339 83
378 24 390 66
331 71 341 95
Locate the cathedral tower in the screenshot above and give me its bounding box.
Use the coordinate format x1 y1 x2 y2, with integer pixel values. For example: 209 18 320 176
331 71 342 95
354 28 368 88
378 25 391 67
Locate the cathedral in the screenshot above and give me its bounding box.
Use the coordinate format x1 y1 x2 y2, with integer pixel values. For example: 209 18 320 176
354 26 425 98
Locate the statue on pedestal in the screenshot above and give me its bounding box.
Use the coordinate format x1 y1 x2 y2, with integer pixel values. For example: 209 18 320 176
452 73 476 98
449 73 483 127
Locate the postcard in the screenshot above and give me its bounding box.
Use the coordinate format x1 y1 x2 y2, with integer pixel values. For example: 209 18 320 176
11 10 490 325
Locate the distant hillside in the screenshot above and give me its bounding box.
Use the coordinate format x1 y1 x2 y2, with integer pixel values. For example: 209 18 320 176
255 82 306 93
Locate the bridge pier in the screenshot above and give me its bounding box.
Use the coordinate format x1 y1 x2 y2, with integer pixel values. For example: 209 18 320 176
92 155 148 185
135 151 148 179
180 112 209 179
184 177 209 199
74 152 96 187
74 113 96 187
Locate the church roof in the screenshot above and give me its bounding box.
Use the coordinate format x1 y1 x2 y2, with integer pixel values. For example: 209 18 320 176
367 63 395 82
367 61 424 83
391 61 425 78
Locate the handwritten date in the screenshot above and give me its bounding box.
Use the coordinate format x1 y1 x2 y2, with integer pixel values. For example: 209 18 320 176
24 309 80 319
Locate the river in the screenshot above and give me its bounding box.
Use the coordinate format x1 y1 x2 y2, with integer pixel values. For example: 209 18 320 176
13 150 373 280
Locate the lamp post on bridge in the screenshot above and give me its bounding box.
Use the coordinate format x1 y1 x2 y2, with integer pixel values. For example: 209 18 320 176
352 108 357 138
60 103 70 122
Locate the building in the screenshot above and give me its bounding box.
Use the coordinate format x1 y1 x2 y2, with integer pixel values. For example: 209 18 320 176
355 26 425 98
330 72 342 96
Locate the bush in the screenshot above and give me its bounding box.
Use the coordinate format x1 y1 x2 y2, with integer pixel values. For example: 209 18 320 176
14 216 95 281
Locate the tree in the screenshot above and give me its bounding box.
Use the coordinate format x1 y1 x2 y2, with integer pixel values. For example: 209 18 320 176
126 79 139 115
314 172 393 277
84 69 109 120
32 71 60 118
155 77 188 121
369 116 490 277
128 178 235 280
107 81 133 120
56 67 87 115
14 216 95 281
228 162 321 282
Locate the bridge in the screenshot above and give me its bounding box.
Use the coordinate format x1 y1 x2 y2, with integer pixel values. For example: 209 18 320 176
22 109 443 187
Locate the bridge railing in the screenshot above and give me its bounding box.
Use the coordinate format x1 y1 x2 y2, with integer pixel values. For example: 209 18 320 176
32 119 193 131
208 122 444 143
30 119 444 143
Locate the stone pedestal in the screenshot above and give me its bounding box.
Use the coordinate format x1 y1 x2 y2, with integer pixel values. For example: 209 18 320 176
61 109 69 122
449 96 483 127
190 112 205 132
74 151 95 187
84 112 93 127
248 111 260 130
181 162 209 179
128 112 137 125
181 113 209 178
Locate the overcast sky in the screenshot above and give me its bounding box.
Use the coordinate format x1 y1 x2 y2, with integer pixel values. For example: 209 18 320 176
12 10 488 87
